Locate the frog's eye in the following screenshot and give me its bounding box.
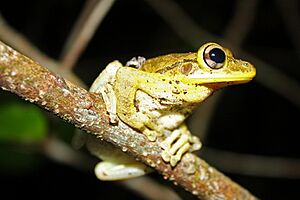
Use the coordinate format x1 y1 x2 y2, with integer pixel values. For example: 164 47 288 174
203 45 226 69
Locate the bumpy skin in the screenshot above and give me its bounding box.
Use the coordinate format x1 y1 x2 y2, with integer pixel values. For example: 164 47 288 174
84 42 256 180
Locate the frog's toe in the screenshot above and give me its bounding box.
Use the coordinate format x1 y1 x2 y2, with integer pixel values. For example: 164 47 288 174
189 136 202 151
160 129 181 150
108 112 119 124
160 129 193 166
144 129 157 142
161 150 171 162
170 143 190 167
169 134 189 154
170 156 180 167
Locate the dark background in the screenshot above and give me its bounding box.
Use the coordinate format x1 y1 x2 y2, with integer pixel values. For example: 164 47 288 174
0 0 299 199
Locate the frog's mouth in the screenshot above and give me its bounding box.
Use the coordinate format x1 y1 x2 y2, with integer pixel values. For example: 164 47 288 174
201 77 254 89
188 70 255 83
185 70 256 90
189 60 256 87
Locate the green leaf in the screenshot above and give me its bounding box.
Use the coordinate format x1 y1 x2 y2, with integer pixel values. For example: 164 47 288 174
0 103 47 143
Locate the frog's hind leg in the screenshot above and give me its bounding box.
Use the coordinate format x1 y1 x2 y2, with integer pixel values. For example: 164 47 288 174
95 160 150 181
86 135 152 181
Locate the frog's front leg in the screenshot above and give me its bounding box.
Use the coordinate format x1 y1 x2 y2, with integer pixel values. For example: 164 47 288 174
114 67 186 141
161 124 201 167
114 68 164 141
90 60 122 124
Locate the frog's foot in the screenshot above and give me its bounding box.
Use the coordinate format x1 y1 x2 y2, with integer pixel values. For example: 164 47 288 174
160 128 202 167
126 56 146 69
94 161 151 181
161 129 190 166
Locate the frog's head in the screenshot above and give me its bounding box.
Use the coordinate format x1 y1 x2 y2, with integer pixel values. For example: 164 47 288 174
180 42 256 89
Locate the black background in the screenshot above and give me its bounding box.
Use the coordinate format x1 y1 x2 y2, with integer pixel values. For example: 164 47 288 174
1 0 299 199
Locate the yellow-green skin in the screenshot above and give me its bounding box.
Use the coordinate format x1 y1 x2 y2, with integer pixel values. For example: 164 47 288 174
86 42 256 181
114 43 255 137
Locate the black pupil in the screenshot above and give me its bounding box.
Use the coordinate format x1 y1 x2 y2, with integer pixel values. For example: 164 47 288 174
209 48 225 63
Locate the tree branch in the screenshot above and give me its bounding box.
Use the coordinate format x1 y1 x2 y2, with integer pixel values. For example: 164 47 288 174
0 13 86 88
0 41 257 200
60 0 116 70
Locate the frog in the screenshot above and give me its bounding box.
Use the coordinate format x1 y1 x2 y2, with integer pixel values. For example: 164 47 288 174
74 42 256 181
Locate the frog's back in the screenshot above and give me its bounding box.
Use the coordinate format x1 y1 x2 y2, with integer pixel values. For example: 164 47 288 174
139 52 197 73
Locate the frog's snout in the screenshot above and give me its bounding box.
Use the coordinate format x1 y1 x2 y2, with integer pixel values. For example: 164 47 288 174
241 60 256 80
227 57 256 81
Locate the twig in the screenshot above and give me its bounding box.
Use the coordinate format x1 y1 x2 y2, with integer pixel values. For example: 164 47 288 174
189 91 223 142
0 13 85 88
144 0 216 46
43 135 95 171
144 0 300 109
124 177 181 200
0 14 57 69
60 0 116 70
202 147 300 179
275 0 300 63
223 0 258 48
0 41 257 199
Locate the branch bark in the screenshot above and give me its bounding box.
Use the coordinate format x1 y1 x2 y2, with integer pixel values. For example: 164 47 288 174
0 41 257 200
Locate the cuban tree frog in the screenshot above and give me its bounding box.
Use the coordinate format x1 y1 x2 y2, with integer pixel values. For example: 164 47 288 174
75 42 256 181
